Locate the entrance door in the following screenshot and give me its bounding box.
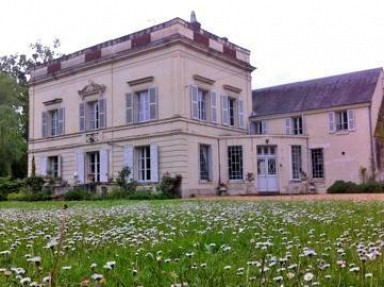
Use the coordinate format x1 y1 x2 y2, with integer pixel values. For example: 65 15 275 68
257 146 279 192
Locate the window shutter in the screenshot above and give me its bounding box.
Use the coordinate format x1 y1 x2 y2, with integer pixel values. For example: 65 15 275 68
124 145 134 181
39 156 47 176
328 112 335 133
149 87 158 120
58 156 62 177
58 108 65 135
76 151 85 184
301 116 305 134
238 100 244 129
79 103 85 132
249 122 256 134
99 98 106 129
211 91 217 123
42 111 48 137
285 118 292 134
221 95 229 125
262 120 268 134
125 93 133 124
100 149 109 182
348 109 355 131
150 144 159 182
190 85 199 119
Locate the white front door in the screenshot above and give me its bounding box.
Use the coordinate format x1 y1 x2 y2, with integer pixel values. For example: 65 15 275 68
257 146 279 192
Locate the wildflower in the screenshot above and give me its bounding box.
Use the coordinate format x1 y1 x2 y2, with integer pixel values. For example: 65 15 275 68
20 277 31 285
91 263 97 269
103 261 116 270
365 273 373 278
62 266 72 270
224 265 231 270
303 272 314 282
286 272 295 279
349 266 360 272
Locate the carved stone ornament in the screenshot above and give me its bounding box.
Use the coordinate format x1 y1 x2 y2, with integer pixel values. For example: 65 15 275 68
85 132 100 143
78 80 106 97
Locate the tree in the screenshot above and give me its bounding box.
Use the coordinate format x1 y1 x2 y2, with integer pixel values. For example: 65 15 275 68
0 39 62 178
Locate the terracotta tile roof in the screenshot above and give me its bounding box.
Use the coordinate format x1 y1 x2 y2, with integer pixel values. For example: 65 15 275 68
252 68 382 117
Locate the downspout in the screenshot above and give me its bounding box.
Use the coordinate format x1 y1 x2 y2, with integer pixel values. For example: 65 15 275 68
368 106 377 178
217 138 221 184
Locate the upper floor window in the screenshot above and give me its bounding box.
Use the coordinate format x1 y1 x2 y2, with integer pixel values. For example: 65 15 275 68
42 108 65 137
250 120 267 134
228 145 243 180
328 110 355 133
126 87 158 124
190 86 217 123
222 95 244 129
286 116 303 135
79 98 106 132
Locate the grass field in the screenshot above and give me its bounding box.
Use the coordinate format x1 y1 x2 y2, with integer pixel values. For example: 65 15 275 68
0 199 383 286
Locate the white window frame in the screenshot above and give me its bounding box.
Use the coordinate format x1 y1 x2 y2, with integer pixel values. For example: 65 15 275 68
47 156 61 178
329 109 355 133
80 98 106 132
228 145 243 180
291 145 302 180
199 144 212 181
311 148 324 180
126 87 157 124
42 108 65 137
221 95 244 129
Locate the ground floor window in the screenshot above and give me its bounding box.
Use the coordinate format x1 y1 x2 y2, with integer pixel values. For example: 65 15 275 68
228 146 243 180
291 145 302 180
87 151 100 182
47 156 60 178
311 148 324 179
137 146 151 182
199 144 211 181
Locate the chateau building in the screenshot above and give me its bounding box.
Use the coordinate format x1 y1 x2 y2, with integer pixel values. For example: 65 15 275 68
28 13 384 196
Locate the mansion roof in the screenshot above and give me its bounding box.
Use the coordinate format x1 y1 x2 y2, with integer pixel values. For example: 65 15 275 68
252 67 383 117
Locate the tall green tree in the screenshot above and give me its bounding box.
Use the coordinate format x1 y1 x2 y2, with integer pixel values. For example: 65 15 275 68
0 39 62 178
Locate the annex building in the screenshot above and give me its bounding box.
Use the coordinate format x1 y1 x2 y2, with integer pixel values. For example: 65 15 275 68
28 13 384 197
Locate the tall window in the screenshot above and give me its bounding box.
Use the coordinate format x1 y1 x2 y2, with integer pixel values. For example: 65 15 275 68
329 110 355 133
137 146 151 182
42 108 65 137
291 145 302 180
311 148 324 179
228 98 236 126
221 95 244 129
47 156 60 178
286 116 303 135
190 86 217 123
126 87 158 124
79 98 106 132
197 89 207 120
87 152 100 182
228 146 243 180
199 144 211 181
336 111 348 131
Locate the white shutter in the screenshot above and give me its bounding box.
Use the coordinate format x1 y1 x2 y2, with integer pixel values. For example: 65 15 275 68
328 112 335 133
348 110 355 131
126 93 133 124
149 87 157 120
301 116 305 134
262 120 268 134
238 100 244 129
79 103 85 132
57 156 62 177
76 151 85 184
211 91 217 123
99 98 106 129
190 85 199 119
39 156 47 176
249 122 256 134
100 150 109 182
150 144 159 182
58 108 65 135
42 112 48 137
124 145 134 181
221 95 229 125
285 118 292 134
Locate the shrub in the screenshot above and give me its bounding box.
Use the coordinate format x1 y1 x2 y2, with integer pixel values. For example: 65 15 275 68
0 177 24 200
24 175 45 193
327 180 357 193
157 172 182 198
7 187 52 201
64 187 92 201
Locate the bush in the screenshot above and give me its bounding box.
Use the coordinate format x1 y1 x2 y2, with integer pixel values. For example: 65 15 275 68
0 177 24 200
327 180 384 193
157 172 182 198
64 187 92 201
115 166 138 194
24 175 45 193
7 187 52 201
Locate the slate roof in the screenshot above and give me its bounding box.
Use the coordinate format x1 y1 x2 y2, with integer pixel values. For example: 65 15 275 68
252 68 382 117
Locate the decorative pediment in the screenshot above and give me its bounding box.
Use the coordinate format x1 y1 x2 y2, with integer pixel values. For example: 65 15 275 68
78 80 106 97
193 74 215 85
127 76 154 86
43 98 62 106
223 84 242 93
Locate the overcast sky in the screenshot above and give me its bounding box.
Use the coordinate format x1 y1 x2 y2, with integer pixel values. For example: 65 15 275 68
1 0 384 88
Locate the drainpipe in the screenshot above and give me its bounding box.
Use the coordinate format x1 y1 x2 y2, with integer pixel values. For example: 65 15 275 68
368 106 377 177
217 138 221 184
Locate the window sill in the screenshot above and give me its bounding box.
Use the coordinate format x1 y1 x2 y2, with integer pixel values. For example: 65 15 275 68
199 180 212 184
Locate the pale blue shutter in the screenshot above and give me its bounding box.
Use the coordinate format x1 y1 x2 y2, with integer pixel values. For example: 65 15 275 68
150 144 159 182
328 112 335 133
124 145 134 181
126 93 133 124
149 87 157 120
221 95 229 125
249 122 256 134
211 91 217 123
285 118 292 134
57 156 62 177
100 149 109 182
262 120 268 134
348 110 355 131
58 108 65 135
238 100 244 129
42 112 48 137
190 85 199 119
99 98 106 129
39 156 47 176
79 103 85 132
76 151 85 184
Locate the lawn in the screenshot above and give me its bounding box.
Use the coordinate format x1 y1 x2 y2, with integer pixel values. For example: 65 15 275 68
0 199 383 286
